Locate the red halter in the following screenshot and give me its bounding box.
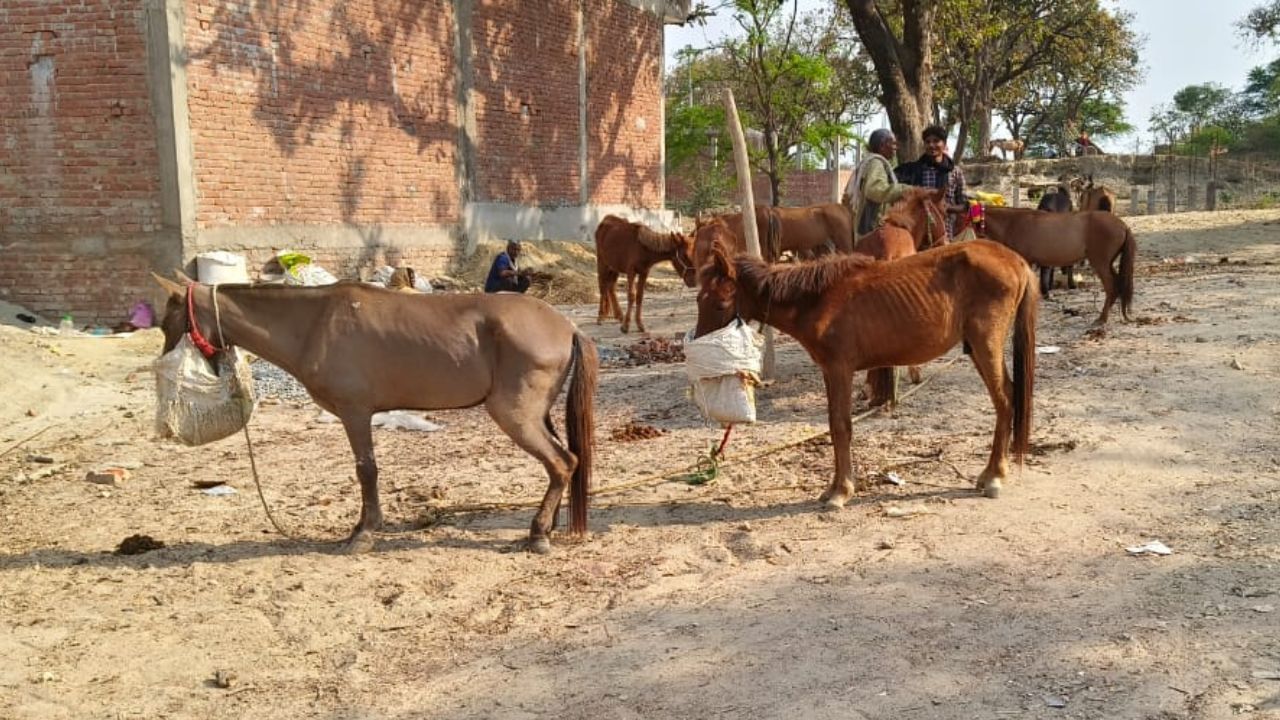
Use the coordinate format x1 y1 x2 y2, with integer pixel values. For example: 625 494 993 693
185 285 224 359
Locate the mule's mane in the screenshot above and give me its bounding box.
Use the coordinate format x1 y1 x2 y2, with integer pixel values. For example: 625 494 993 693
733 251 876 306
635 225 682 252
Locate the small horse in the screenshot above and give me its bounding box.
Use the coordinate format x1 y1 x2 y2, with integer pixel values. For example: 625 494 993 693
978 206 1136 325
1078 175 1116 213
594 215 696 334
694 228 1037 505
988 138 1025 161
1035 187 1077 296
853 187 949 405
152 275 597 554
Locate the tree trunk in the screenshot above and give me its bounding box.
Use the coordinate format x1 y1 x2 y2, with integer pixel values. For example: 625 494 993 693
723 90 774 378
845 0 934 161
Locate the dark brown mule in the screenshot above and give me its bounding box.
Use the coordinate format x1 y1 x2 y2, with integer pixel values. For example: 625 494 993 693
152 276 597 554
594 215 695 334
853 187 949 405
1035 186 1076 296
694 229 1038 505
979 206 1136 325
1078 174 1116 212
694 207 776 266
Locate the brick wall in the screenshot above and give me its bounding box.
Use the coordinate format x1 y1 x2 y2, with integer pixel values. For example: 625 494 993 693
471 1 581 205
0 0 169 324
586 2 662 207
183 0 461 230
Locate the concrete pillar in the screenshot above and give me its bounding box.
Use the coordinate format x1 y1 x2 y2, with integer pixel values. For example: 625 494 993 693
1130 188 1141 215
1011 178 1021 208
1167 185 1177 214
1147 188 1157 215
1186 184 1198 211
1206 181 1218 211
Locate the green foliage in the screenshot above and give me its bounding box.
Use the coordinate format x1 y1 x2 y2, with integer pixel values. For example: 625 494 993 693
1239 0 1280 41
665 102 726 172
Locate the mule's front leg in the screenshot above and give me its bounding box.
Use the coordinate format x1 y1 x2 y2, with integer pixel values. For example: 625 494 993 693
633 269 650 334
621 273 637 334
340 413 382 553
818 370 857 508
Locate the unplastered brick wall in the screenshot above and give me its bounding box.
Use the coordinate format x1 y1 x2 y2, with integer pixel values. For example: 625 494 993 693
470 0 581 205
0 0 169 323
587 1 662 207
182 0 462 229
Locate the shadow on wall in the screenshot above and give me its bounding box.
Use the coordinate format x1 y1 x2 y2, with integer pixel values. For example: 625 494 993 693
184 0 661 230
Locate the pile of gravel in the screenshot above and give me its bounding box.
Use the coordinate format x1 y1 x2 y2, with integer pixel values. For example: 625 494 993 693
250 360 312 403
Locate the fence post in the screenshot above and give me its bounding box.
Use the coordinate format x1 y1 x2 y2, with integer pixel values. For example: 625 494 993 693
1206 181 1218 211
1167 185 1177 213
1147 188 1157 215
1186 184 1198 211
1130 187 1140 215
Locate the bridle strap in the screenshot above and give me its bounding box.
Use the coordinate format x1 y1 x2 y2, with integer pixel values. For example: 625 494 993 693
186 284 225 359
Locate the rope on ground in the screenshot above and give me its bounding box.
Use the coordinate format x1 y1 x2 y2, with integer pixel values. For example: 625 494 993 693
431 352 968 518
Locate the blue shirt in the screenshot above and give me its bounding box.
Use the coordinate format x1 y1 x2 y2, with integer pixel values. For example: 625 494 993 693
484 252 516 293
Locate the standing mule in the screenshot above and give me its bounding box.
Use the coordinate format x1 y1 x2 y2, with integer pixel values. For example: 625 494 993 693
853 187 949 405
978 206 1136 325
694 225 1037 505
153 276 597 554
594 215 696 334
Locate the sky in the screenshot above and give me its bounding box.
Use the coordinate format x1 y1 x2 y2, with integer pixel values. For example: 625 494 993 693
663 0 1272 152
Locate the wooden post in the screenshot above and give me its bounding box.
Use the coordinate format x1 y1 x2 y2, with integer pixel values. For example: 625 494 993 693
723 89 774 378
831 137 841 204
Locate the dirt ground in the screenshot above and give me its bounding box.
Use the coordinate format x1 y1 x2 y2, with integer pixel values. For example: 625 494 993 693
2 209 1279 720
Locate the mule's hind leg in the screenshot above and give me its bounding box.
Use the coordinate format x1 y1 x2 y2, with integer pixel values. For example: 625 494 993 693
965 330 1014 499
338 411 382 553
621 272 637 334
598 270 621 324
1087 247 1119 325
486 384 576 554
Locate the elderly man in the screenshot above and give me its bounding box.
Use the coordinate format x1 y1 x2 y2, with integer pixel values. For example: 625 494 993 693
843 129 907 239
484 240 531 294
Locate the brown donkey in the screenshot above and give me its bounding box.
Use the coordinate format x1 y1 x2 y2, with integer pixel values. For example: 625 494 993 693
594 215 696 334
854 187 949 405
694 226 1037 505
979 206 1135 325
153 276 596 555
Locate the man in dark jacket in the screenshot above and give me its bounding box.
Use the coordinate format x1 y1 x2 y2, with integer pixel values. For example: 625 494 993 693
484 241 531 294
895 124 968 236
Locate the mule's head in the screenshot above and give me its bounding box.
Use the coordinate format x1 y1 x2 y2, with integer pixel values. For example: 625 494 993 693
693 234 739 338
151 272 191 354
920 187 949 248
672 232 698 288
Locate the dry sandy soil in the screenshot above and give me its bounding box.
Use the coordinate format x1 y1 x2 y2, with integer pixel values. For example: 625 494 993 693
2 209 1279 720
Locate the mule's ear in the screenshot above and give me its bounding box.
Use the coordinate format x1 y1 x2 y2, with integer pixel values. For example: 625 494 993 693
172 268 196 285
152 272 185 300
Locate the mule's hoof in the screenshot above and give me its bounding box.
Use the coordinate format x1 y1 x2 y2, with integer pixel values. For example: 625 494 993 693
982 481 1003 499
527 537 553 555
341 533 377 554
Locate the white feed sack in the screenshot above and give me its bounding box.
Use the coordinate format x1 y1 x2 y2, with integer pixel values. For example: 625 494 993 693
683 320 764 425
154 335 256 445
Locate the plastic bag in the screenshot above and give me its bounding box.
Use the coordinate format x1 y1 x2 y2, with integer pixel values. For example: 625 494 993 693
153 335 256 445
684 320 763 425
284 263 338 287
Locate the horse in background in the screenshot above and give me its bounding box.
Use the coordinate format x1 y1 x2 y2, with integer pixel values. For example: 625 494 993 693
979 206 1136 325
988 138 1026 161
694 229 1037 505
1079 174 1116 213
153 276 597 555
693 203 853 267
594 215 695 334
853 186 949 406
1035 185 1077 296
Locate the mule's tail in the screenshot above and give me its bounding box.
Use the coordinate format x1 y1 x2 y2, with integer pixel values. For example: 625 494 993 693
764 209 782 262
566 332 598 535
1011 269 1038 463
1116 225 1136 321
